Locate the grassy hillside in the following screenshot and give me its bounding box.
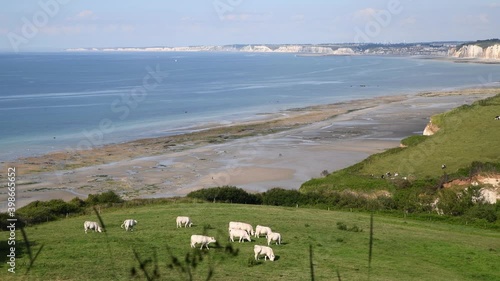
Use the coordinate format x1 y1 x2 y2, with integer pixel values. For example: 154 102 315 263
458 39 500 49
302 94 500 192
1 203 499 281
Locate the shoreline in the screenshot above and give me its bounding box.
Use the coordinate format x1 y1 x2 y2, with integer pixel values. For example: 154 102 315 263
1 87 499 210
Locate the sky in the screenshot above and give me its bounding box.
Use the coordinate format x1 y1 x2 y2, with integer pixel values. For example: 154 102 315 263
1 0 499 52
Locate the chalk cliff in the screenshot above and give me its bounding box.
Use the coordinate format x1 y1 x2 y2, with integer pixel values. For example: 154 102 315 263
67 44 355 55
422 121 439 136
448 44 500 60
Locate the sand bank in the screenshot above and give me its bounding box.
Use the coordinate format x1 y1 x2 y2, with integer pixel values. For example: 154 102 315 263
0 88 498 210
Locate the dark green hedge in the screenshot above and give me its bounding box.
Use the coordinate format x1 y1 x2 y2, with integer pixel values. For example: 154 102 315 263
187 186 262 204
2 191 124 227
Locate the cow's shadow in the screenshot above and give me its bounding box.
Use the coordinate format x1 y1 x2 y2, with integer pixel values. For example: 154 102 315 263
271 242 288 246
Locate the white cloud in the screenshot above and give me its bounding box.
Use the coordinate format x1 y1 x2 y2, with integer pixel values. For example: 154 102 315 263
39 23 135 35
479 14 489 24
401 16 417 25
291 14 305 22
67 10 97 21
120 24 135 33
222 13 271 22
462 13 490 25
40 25 91 35
352 8 381 21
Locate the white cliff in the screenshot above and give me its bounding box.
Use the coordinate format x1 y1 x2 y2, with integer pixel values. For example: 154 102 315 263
65 45 355 55
483 44 500 60
422 121 439 136
240 45 273 52
449 44 500 60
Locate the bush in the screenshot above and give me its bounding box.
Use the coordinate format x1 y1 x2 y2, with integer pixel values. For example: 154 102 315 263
261 188 301 207
187 186 261 204
455 161 500 178
17 199 84 225
336 221 363 232
336 222 347 231
465 204 497 223
0 213 25 230
15 192 122 226
86 191 123 205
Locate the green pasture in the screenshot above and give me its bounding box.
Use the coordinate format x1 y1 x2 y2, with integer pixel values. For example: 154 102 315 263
1 203 499 281
301 94 500 192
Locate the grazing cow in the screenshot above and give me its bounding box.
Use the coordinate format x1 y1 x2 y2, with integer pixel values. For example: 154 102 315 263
190 235 216 250
228 221 254 236
267 232 282 245
229 228 252 243
121 219 138 231
254 225 272 238
495 116 500 120
254 245 275 261
176 216 193 228
441 164 447 169
84 221 102 234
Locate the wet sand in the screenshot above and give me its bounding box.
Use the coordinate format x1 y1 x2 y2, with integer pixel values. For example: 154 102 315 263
1 87 498 210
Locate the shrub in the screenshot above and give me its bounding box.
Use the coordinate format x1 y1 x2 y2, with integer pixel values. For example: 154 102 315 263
455 161 500 178
336 222 347 231
0 213 25 230
187 186 261 204
465 203 497 223
320 170 330 177
16 199 85 225
336 221 363 232
348 225 363 232
86 191 124 205
437 186 482 216
261 188 301 206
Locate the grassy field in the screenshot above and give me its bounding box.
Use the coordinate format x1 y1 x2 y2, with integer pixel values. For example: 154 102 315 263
360 95 500 178
301 94 500 192
1 203 499 281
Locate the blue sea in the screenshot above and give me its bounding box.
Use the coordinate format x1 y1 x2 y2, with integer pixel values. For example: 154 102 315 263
0 52 498 160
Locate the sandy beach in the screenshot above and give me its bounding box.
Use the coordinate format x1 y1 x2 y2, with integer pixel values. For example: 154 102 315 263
1 87 498 210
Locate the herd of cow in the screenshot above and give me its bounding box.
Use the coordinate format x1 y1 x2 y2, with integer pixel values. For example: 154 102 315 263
187 218 280 261
83 216 280 262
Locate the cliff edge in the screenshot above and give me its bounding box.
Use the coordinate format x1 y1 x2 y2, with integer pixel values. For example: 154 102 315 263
422 121 439 136
448 39 500 60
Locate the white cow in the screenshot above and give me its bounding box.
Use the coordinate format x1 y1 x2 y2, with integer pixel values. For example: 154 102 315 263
267 232 282 245
254 245 275 261
176 216 193 228
228 221 254 236
254 225 272 238
121 219 138 231
190 235 216 250
229 228 251 243
84 221 102 233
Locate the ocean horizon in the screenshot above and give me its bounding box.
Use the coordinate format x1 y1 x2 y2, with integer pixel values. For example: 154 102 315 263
1 52 498 161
